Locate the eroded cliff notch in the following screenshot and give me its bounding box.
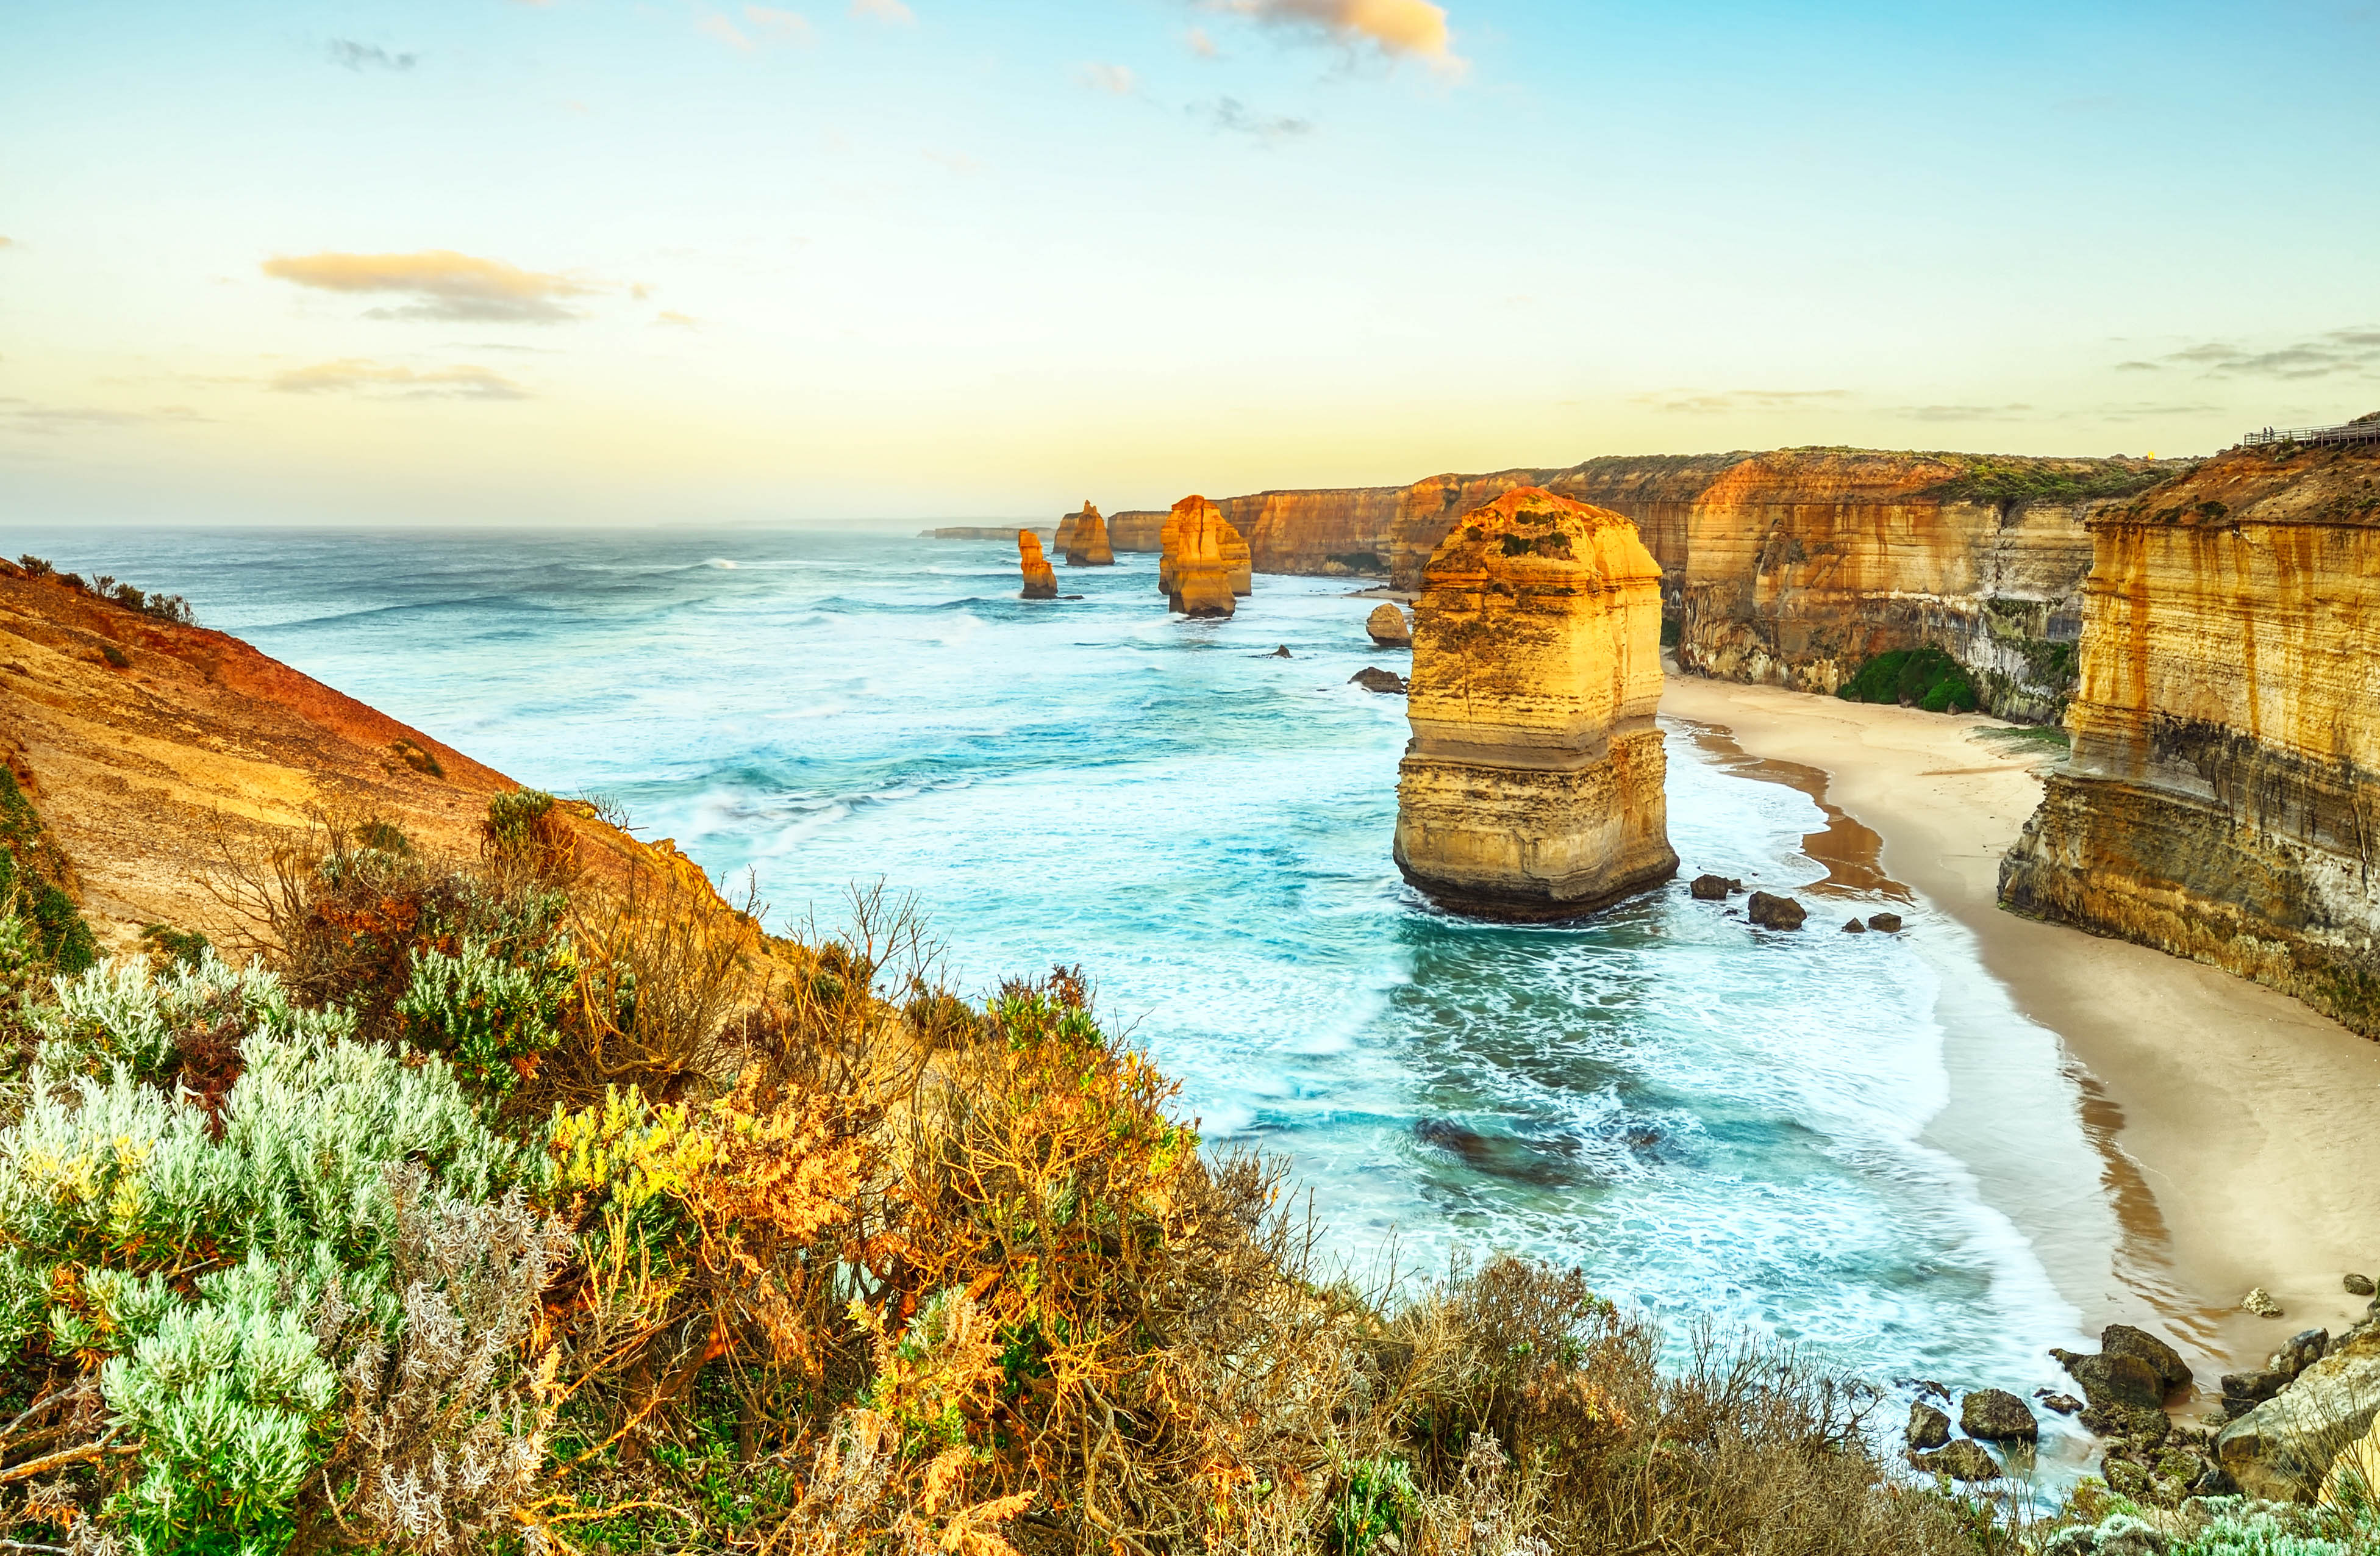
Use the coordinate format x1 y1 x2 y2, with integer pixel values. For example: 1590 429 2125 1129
1018 529 1057 599
1160 496 1237 618
1394 487 1677 918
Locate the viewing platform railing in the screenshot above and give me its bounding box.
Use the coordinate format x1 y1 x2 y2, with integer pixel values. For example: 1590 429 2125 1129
2241 418 2380 449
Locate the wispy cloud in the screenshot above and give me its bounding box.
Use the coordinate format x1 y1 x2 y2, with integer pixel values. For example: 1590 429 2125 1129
1184 26 1220 57
1889 403 2034 423
1202 0 1460 70
268 359 529 400
655 310 701 329
0 237 13 251
851 0 914 24
2145 328 2380 381
1196 97 1313 145
746 5 813 41
327 38 416 71
1079 62 1136 95
261 249 596 324
1 402 209 434
1640 389 1851 415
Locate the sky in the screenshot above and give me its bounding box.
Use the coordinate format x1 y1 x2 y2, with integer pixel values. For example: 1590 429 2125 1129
3 0 2378 526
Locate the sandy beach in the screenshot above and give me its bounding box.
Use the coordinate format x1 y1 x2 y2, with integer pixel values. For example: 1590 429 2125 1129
1659 665 2380 1385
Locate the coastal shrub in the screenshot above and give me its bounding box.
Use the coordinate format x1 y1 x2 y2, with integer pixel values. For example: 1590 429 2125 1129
10 557 196 625
396 933 574 1095
1927 459 2175 505
1839 646 1981 714
0 767 97 976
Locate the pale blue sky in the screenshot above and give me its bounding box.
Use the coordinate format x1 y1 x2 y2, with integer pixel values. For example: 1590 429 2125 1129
4 0 2375 523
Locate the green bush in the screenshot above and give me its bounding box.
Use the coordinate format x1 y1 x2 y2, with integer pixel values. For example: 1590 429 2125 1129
396 933 575 1094
0 767 96 976
1838 647 1980 714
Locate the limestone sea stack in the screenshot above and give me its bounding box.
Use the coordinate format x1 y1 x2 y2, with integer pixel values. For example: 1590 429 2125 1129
1053 512 1082 561
1160 496 1236 618
1221 521 1253 597
1064 503 1115 567
1393 487 1677 917
1018 529 1057 600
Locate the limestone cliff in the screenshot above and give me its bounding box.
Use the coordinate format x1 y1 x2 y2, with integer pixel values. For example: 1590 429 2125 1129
1054 512 1082 560
1018 530 1057 599
1220 522 1253 597
1161 497 1237 618
1063 503 1115 567
0 561 738 958
1109 511 1166 552
2000 434 2380 1034
1394 487 1676 917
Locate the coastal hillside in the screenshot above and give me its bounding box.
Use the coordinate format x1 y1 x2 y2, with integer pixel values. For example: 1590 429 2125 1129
2001 425 2380 1034
1105 446 2176 722
0 558 733 959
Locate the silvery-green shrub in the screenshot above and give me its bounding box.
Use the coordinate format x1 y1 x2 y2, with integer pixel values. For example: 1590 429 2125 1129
395 934 573 1095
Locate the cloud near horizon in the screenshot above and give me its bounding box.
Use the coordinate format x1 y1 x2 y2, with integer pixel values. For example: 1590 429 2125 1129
261 249 595 323
851 0 914 25
1079 62 1135 95
2148 327 2380 381
268 359 529 399
1643 388 1852 415
1207 0 1458 67
326 39 416 71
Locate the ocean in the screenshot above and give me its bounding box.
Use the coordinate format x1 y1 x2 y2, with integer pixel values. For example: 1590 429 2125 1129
25 520 2148 1455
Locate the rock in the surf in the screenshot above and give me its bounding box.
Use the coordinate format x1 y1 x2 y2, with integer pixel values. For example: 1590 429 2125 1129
2346 1273 2376 1297
2057 1349 2165 1411
1906 1402 1951 1451
1063 502 1115 567
1367 603 1412 647
1352 668 1407 694
1018 530 1057 600
1393 487 1676 920
2040 1393 2084 1415
1842 917 1867 933
1746 891 1806 930
1962 1389 2039 1443
1867 912 1904 932
1270 645 1292 658
1910 1440 2001 1482
2103 1324 2194 1393
1689 874 1740 900
1160 496 1237 618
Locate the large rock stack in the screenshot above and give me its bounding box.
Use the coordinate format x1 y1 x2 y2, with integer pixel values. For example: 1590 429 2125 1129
1393 487 1676 917
1018 530 1057 600
1053 512 1082 559
1160 496 1236 618
1063 503 1115 567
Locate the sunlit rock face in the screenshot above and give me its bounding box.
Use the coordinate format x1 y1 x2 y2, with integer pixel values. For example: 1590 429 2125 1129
1394 487 1676 918
1220 521 1253 597
1062 503 1115 567
1053 512 1081 561
2001 434 2380 1034
1160 497 1236 618
1018 530 1057 600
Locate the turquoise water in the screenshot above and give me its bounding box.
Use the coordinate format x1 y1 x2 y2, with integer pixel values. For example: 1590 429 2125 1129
25 522 2118 1413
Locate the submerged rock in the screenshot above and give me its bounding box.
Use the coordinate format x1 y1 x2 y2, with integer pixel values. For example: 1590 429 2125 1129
1962 1388 2039 1443
1746 891 1806 930
1018 530 1057 600
1366 603 1412 647
1351 668 1407 694
1906 1401 1950 1450
1270 645 1292 658
1689 874 1740 900
1910 1439 2001 1482
1392 487 1676 920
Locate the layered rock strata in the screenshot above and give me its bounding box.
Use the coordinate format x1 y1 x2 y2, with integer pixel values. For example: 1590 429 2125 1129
1018 530 1057 599
1053 512 1081 559
2000 436 2380 1034
1220 523 1252 597
1062 503 1115 566
1394 487 1676 917
1160 497 1235 618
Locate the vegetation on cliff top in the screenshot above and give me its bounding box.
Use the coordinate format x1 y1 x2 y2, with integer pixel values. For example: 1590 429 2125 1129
12 554 196 627
1923 458 2179 506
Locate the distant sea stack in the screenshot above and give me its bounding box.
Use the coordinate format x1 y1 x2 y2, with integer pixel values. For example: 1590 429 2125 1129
2001 426 2380 1034
1018 529 1057 600
1063 503 1115 567
1160 497 1237 618
1394 487 1677 918
1053 511 1082 560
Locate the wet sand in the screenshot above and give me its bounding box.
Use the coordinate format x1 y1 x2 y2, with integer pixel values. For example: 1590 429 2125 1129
1660 666 2380 1384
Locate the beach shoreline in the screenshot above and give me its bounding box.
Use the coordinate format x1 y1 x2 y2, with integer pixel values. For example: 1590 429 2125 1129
1659 664 2380 1386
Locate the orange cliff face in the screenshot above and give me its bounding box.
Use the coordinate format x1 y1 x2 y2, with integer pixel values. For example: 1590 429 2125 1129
1394 487 1676 918
1160 497 1237 618
1018 529 1058 599
0 561 745 959
2001 433 2380 1034
1063 503 1115 567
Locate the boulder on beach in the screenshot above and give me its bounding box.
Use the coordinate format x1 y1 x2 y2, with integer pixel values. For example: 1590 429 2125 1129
1018 530 1057 600
2054 1347 2165 1411
1910 1439 2001 1482
1961 1388 2039 1443
1689 874 1741 900
2243 1286 2285 1318
1747 891 1806 930
1352 667 1407 694
2346 1273 2376 1297
2218 1330 2380 1500
2273 1328 2329 1378
1906 1401 1950 1450
2078 1403 2169 1445
2103 1323 2194 1393
1867 912 1904 933
1367 603 1412 647
2040 1393 2084 1415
